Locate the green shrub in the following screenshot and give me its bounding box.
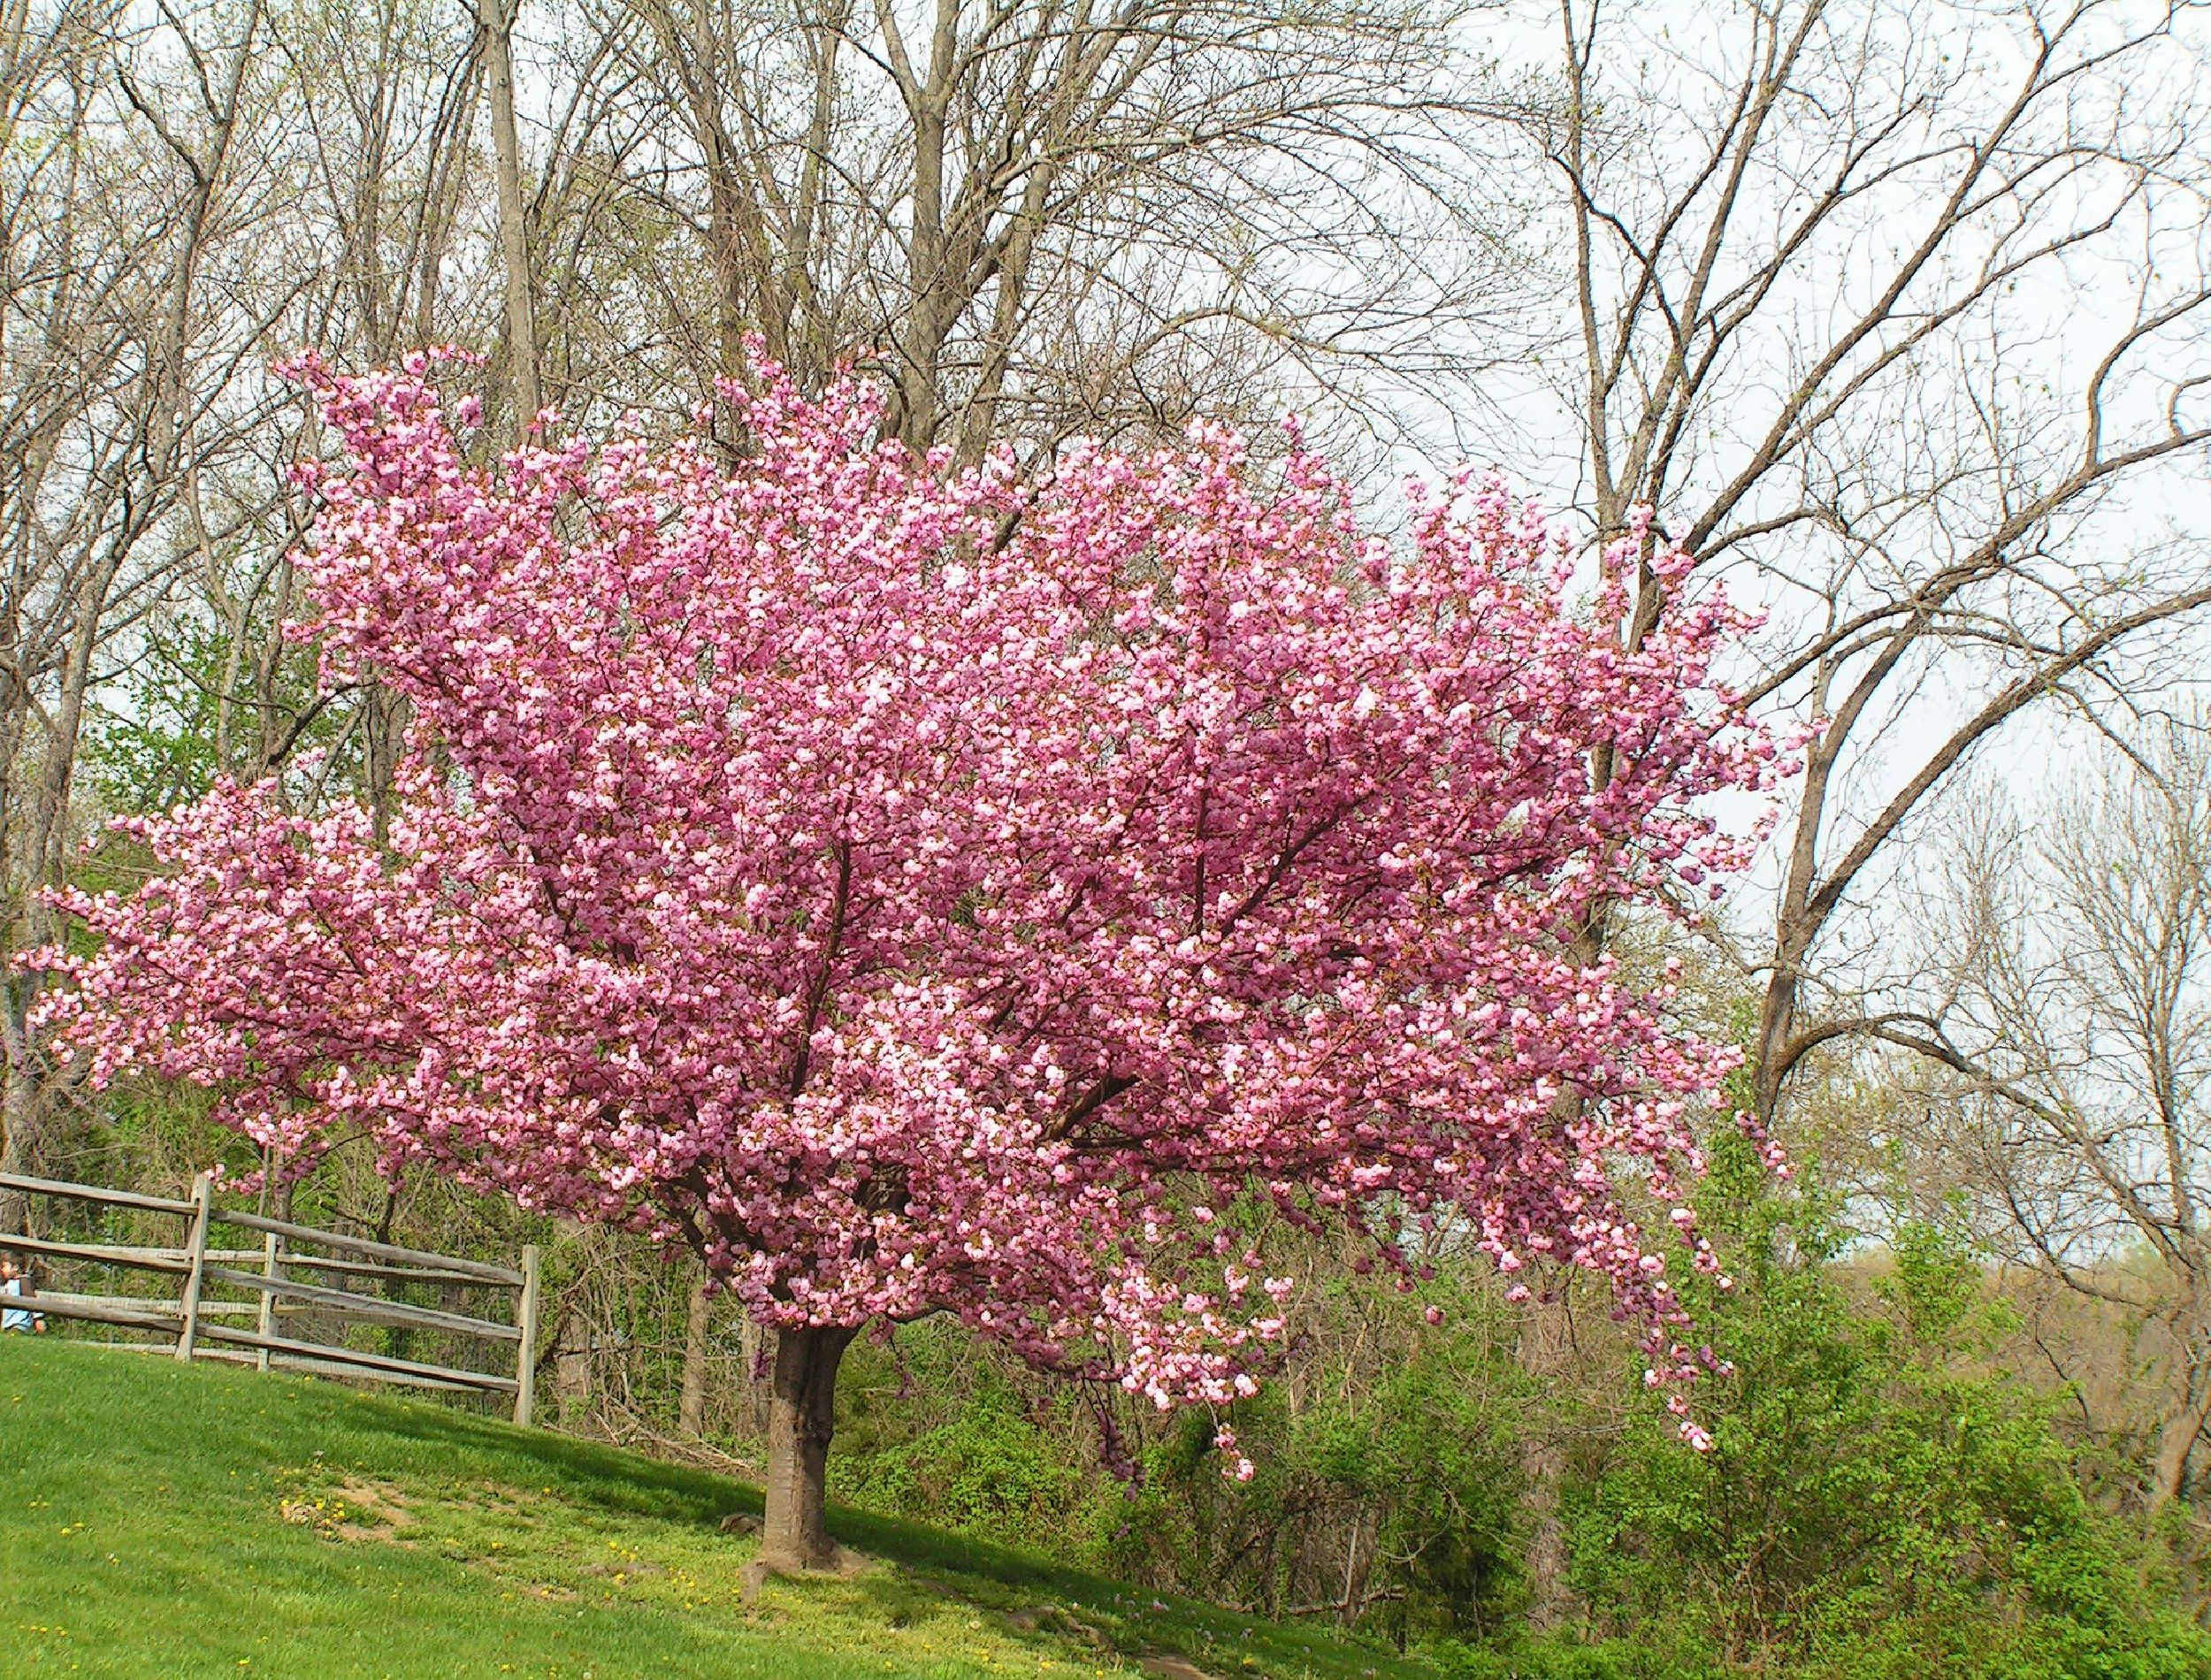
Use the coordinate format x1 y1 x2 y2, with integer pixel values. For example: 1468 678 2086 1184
1558 1140 2211 1679
830 1322 1107 1553
1113 1273 1534 1644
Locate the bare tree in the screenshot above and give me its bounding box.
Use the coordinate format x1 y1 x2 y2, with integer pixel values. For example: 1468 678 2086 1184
1922 722 2211 1509
1495 0 2211 1122
597 0 1518 459
0 0 294 1222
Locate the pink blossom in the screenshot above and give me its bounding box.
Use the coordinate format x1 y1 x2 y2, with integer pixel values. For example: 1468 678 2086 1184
40 355 1782 1431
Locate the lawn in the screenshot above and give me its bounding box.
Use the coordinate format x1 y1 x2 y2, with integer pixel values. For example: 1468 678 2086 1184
0 1339 1434 1679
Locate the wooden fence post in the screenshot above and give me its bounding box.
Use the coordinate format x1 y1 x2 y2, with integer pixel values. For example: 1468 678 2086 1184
513 1243 541 1427
256 1226 283 1371
176 1172 212 1363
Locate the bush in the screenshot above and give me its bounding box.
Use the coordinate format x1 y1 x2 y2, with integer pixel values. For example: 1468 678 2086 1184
1109 1271 1534 1643
1558 1140 2211 1679
830 1322 1106 1553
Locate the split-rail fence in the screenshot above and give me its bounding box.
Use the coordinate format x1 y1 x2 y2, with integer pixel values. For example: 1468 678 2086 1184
0 1171 541 1424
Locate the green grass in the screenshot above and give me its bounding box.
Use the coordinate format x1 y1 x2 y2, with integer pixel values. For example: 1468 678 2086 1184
0 1339 1434 1679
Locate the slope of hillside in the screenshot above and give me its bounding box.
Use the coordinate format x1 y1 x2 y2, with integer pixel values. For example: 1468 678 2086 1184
0 1340 1433 1679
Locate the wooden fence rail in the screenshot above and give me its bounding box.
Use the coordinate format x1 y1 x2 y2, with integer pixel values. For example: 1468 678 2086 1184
0 1171 542 1425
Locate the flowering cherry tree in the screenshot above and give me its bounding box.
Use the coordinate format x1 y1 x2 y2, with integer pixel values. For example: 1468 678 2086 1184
45 352 1783 1573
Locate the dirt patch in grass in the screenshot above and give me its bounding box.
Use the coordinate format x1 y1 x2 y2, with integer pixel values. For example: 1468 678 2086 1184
277 1474 415 1541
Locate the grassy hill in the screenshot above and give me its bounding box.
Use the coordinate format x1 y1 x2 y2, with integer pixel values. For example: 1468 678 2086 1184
0 1339 1437 1680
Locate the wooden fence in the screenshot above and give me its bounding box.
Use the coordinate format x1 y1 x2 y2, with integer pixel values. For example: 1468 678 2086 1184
0 1172 542 1424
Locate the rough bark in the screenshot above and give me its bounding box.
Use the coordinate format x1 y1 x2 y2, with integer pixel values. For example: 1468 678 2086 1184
478 0 539 423
2149 1349 2211 1516
679 1273 711 1436
757 1322 854 1574
0 1063 44 1233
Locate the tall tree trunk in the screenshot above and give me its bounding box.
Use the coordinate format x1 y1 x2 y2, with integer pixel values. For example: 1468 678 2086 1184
0 1056 45 1233
478 0 539 424
758 1323 853 1573
0 527 132 1227
679 1272 710 1436
2150 1313 2211 1516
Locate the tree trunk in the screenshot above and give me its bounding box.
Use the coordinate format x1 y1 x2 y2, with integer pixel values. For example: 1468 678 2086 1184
679 1273 710 1436
738 1311 769 1438
2149 1319 2211 1515
758 1323 853 1573
478 0 539 424
0 1054 44 1234
2150 1409 2205 1515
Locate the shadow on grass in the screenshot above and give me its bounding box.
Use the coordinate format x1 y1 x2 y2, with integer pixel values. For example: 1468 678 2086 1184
325 1370 1416 1677
9 1337 1426 1680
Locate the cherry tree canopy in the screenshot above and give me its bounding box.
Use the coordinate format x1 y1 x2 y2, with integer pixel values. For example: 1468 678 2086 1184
47 352 1782 1453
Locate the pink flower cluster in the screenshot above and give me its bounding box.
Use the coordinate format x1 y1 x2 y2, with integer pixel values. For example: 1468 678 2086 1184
42 353 1783 1443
